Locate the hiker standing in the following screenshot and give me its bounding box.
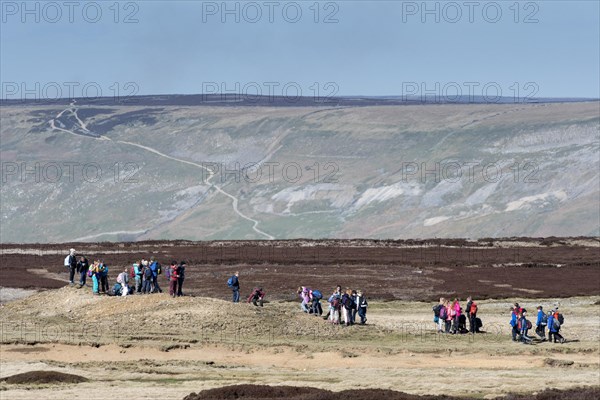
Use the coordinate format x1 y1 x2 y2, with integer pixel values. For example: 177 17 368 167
77 255 89 286
341 289 354 326
65 248 77 285
449 301 458 333
90 260 100 295
311 290 323 316
149 257 163 293
510 306 519 341
323 285 341 321
177 261 186 296
467 297 478 334
168 261 179 297
535 306 547 340
356 290 368 325
133 261 143 293
451 298 461 334
350 290 358 324
142 262 153 294
433 298 445 333
465 297 473 331
99 262 109 293
440 299 450 333
228 271 240 303
165 261 176 293
328 289 341 325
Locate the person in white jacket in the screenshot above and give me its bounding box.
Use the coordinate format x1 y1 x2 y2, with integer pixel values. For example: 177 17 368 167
356 290 368 325
116 267 129 296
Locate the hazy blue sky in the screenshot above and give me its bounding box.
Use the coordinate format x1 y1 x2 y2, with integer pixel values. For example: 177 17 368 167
1 0 599 99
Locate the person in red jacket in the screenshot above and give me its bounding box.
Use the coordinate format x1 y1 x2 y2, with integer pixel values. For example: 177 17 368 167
247 287 265 307
168 261 179 297
466 296 478 334
513 302 523 315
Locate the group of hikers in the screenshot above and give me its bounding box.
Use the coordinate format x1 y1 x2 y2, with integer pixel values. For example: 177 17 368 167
66 250 569 343
297 285 368 326
510 302 566 344
64 249 186 297
432 296 482 334
431 297 567 344
223 273 370 326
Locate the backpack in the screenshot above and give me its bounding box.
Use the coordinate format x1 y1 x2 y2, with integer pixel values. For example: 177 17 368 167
87 267 93 277
227 276 234 288
144 267 153 279
165 267 171 280
553 316 561 329
332 297 340 310
541 314 548 326
439 306 448 319
113 283 122 296
469 303 478 315
343 295 354 310
518 318 531 331
312 290 323 300
129 266 136 279
150 261 162 275
557 314 564 325
64 255 70 267
433 304 442 317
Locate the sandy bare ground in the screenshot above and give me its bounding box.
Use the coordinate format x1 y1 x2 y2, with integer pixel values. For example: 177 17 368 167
0 287 38 304
1 288 598 399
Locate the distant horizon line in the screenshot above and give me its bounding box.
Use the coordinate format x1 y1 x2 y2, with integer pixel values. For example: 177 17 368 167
1 93 598 107
1 236 599 246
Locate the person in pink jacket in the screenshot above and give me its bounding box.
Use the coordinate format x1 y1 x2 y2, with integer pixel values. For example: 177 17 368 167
452 298 461 334
444 299 453 333
297 286 312 312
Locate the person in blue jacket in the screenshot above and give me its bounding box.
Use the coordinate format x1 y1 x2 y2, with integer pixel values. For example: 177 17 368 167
547 311 565 343
229 271 240 303
509 306 519 341
176 261 186 297
77 256 89 287
133 261 143 293
519 310 533 344
535 305 547 340
149 257 163 293
99 262 109 293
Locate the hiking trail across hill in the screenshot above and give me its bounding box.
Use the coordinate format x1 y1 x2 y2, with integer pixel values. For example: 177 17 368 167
49 102 275 240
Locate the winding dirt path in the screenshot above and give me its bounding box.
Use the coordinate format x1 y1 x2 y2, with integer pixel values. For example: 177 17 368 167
48 103 275 240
